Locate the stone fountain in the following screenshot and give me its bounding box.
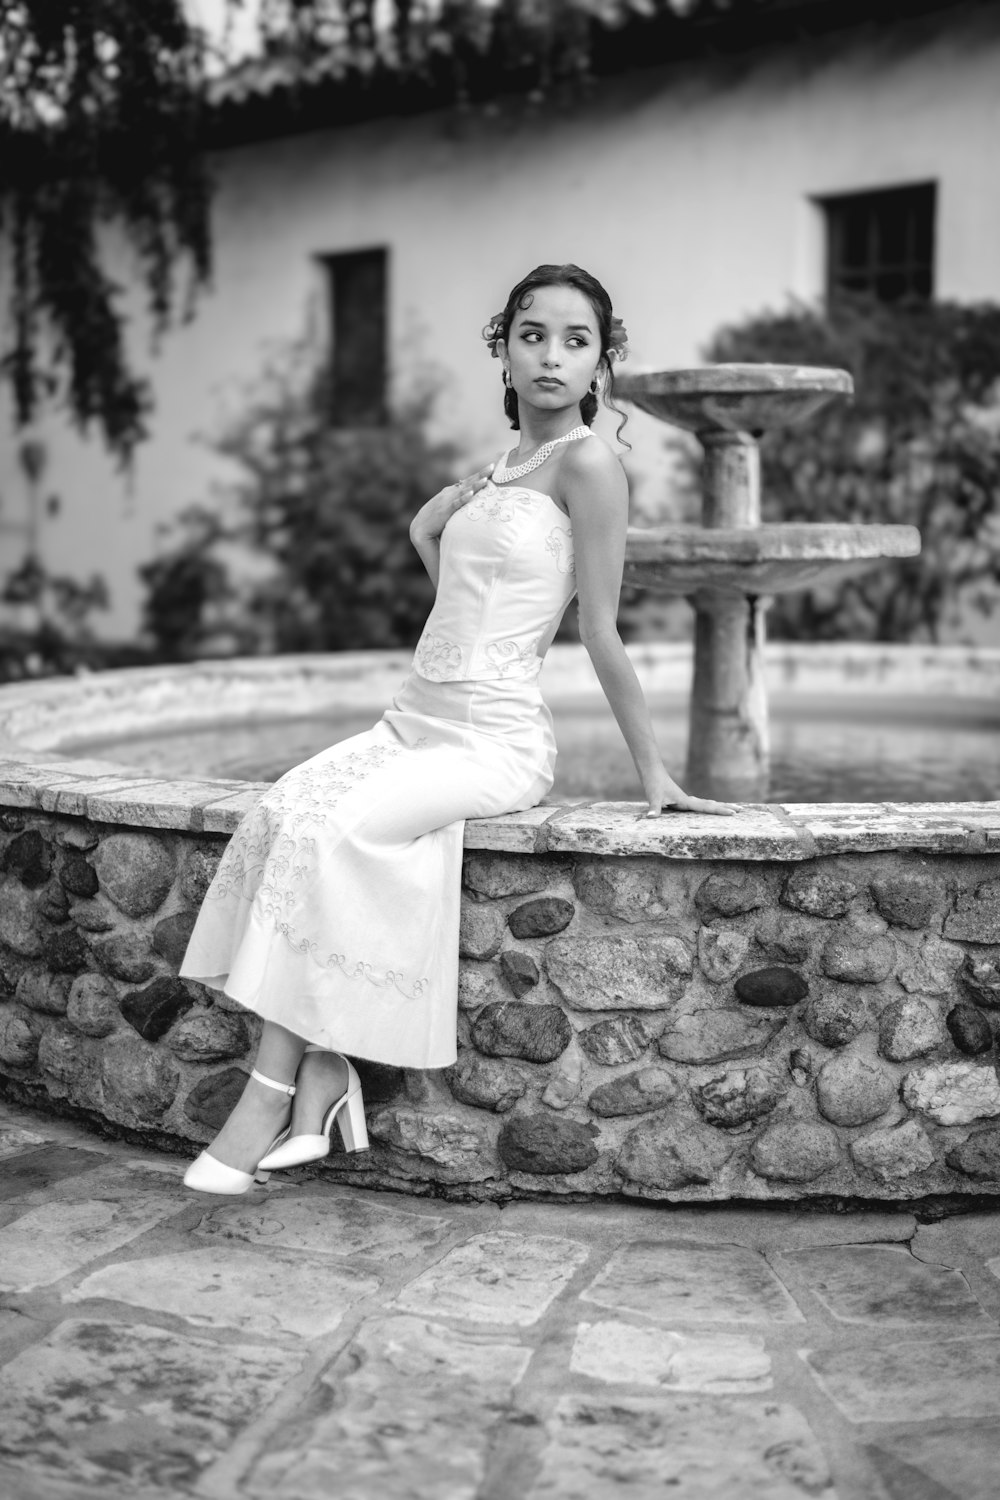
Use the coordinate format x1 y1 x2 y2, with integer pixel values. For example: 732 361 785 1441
617 364 921 801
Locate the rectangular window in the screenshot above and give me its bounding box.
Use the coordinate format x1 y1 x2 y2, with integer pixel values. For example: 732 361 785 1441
820 183 936 302
321 248 388 426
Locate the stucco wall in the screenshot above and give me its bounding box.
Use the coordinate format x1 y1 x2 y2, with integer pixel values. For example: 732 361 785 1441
2 5 1000 637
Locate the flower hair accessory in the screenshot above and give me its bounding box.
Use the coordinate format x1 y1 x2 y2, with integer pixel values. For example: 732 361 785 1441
483 311 506 358
608 316 629 364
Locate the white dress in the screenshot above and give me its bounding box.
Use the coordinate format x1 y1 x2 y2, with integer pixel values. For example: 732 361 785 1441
179 474 578 1068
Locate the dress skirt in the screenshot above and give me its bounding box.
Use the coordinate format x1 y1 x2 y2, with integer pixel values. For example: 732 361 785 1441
178 670 556 1069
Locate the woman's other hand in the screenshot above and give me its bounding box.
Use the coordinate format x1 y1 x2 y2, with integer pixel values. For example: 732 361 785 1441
410 460 496 543
642 767 737 818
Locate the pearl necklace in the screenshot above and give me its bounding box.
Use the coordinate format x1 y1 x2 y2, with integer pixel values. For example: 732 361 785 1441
493 426 591 484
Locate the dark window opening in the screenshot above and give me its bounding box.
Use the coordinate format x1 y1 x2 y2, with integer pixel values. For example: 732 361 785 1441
321 248 388 426
820 183 936 302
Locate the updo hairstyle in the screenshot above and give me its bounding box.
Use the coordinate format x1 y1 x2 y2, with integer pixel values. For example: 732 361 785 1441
482 263 630 443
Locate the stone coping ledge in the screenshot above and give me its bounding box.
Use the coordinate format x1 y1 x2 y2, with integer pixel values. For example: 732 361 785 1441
1 753 997 858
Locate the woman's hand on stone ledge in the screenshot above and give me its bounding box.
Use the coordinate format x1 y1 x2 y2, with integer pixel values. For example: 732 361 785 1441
641 766 736 818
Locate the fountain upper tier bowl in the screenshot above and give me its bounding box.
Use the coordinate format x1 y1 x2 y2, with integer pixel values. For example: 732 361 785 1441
623 522 921 595
615 364 854 434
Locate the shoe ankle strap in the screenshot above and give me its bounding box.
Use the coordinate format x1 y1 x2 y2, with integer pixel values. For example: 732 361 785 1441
250 1068 296 1097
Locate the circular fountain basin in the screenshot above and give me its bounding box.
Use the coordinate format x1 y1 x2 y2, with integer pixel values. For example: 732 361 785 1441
2 643 997 804
624 522 921 595
615 363 853 433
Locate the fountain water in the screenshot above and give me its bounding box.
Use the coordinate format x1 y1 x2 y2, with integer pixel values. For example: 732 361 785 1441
618 364 922 801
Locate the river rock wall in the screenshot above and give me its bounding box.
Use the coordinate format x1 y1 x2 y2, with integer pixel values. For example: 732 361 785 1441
2 800 1000 1203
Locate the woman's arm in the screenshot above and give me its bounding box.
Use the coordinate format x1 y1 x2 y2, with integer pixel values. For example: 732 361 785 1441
560 440 733 818
410 460 496 590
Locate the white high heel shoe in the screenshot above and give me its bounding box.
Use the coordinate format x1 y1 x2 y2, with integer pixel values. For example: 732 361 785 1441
183 1068 296 1195
257 1048 369 1170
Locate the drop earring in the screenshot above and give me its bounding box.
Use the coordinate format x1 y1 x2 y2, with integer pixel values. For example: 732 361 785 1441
503 367 512 387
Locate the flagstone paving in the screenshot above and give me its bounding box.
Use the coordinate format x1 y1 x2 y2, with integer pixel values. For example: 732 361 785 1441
1 1099 999 1500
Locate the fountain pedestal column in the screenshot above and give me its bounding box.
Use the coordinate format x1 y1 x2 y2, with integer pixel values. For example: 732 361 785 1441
687 427 767 798
687 586 769 800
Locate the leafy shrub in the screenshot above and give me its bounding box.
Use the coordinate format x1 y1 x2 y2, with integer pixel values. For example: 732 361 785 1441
140 343 464 657
703 294 1000 642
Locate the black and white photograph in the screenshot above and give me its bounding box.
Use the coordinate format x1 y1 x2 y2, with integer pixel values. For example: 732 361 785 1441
1 2 999 1496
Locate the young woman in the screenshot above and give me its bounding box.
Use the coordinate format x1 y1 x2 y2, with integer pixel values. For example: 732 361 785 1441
180 263 732 1194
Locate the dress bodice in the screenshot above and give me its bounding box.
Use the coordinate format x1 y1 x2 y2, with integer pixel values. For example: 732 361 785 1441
412 479 576 682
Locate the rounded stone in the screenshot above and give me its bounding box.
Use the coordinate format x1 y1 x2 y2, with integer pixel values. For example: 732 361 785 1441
572 860 669 923
734 966 808 1008
38 1020 88 1083
368 1107 494 1180
816 1054 896 1126
457 962 503 1012
849 1120 936 1183
0 878 43 957
470 1001 571 1063
498 1113 599 1175
499 950 539 998
508 897 575 939
92 833 176 919
0 947 27 997
55 824 98 851
870 870 943 930
15 968 71 1015
0 1005 38 1066
463 853 559 899
802 987 868 1048
587 1067 678 1117
961 950 1000 1007
68 897 117 934
444 1052 526 1113
878 996 945 1062
184 1066 248 1130
697 928 749 984
46 927 89 974
781 867 857 919
165 1007 251 1061
66 973 121 1038
755 910 816 965
88 931 157 984
658 1008 784 1064
694 874 766 921
152 910 198 967
943 879 1000 945
615 1117 734 1191
946 1003 993 1055
751 1122 840 1182
578 1015 652 1067
2 829 53 888
58 854 99 899
120 977 196 1042
902 1061 1000 1126
458 902 505 960
821 932 895 985
694 1066 785 1128
546 934 692 1012
101 1033 180 1123
178 842 222 905
945 1126 1000 1181
37 882 70 924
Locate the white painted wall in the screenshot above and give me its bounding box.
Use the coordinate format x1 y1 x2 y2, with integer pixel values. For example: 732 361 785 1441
3 5 999 638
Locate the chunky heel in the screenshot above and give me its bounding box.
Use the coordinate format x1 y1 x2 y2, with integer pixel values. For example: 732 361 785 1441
337 1085 370 1153
257 1052 369 1170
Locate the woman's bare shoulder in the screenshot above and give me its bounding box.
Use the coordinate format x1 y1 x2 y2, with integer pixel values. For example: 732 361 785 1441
560 431 628 500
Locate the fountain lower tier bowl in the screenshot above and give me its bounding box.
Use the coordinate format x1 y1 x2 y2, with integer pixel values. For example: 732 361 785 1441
623 523 920 596
615 364 854 434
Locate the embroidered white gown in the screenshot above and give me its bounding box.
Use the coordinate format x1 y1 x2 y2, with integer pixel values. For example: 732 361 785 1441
178 475 578 1068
